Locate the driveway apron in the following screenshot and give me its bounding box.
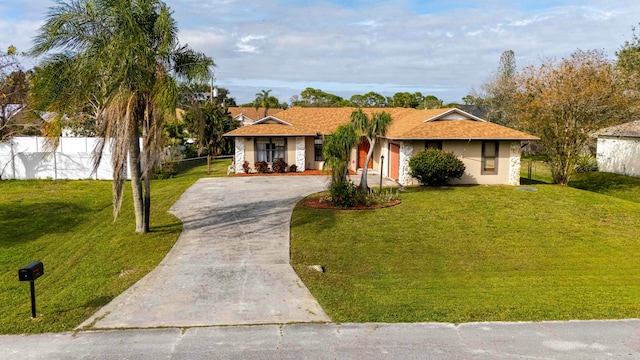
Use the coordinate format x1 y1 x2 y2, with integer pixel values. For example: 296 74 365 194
79 176 331 329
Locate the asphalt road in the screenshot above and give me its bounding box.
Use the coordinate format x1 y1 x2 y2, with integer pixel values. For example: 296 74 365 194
3 320 640 359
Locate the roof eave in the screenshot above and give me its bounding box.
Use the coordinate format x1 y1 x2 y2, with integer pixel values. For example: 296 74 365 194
385 137 540 141
223 133 317 137
423 108 487 123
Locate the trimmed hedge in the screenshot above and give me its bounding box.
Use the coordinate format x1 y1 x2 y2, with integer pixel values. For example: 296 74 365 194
409 148 465 186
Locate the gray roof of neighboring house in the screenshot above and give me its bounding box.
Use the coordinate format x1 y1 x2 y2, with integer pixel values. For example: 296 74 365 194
598 121 640 138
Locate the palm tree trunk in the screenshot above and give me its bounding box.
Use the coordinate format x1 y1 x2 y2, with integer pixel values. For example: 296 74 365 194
143 168 151 232
359 138 374 193
129 123 146 233
141 103 151 233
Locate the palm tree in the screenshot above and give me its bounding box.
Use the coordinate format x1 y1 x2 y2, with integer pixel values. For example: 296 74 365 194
351 109 392 193
254 89 272 118
323 124 357 185
30 0 213 233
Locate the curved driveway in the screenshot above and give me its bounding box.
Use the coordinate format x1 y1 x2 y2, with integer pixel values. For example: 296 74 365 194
80 176 331 329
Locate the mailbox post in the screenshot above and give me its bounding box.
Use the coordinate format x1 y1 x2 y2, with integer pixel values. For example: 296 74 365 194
18 261 44 318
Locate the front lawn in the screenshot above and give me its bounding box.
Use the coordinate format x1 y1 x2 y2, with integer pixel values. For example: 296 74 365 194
291 183 640 323
0 158 231 334
570 172 640 203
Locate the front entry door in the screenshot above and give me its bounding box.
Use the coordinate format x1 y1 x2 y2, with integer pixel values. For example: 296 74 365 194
358 138 373 169
389 143 400 180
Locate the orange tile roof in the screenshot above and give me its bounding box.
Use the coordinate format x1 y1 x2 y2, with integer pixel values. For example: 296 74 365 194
228 107 284 121
224 107 539 140
386 109 539 140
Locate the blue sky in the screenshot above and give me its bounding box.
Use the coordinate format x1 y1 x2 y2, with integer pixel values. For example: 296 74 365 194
2 0 640 104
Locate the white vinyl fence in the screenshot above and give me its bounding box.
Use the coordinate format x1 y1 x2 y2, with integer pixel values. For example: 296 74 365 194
0 137 132 180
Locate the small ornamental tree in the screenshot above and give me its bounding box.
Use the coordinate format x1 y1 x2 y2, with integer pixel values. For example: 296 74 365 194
409 149 465 186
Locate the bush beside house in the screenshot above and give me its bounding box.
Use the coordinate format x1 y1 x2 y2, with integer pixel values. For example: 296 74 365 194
409 149 466 186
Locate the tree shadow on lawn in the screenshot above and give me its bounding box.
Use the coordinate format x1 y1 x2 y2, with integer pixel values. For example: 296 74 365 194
520 177 550 185
148 221 182 234
569 172 640 194
291 200 338 230
0 201 90 247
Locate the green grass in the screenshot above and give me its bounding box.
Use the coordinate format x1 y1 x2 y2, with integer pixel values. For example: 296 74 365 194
0 158 231 334
520 157 553 184
570 172 640 203
291 183 640 323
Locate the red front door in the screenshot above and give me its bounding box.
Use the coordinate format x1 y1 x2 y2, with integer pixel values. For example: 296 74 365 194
390 143 400 180
358 138 372 169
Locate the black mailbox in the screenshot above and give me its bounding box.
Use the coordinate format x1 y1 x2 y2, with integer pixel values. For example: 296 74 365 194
19 261 44 281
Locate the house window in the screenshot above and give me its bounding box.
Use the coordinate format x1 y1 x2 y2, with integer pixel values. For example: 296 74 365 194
482 141 499 174
314 137 324 161
255 137 286 163
425 141 442 150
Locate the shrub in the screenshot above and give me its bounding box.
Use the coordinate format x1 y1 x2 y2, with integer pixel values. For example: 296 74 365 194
242 160 250 174
575 153 598 173
273 158 288 173
182 144 199 159
289 164 297 173
367 188 400 206
152 162 176 179
409 149 465 186
329 180 364 207
255 161 269 173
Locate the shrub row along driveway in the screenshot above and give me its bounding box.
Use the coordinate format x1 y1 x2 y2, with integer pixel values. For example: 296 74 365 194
79 177 330 329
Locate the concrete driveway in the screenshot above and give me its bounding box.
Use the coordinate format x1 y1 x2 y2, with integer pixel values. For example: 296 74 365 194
79 176 331 329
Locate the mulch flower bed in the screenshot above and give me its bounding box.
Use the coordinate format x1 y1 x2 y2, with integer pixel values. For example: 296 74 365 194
235 170 328 176
303 194 401 210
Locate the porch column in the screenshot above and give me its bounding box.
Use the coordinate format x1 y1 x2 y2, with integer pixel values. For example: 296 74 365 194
295 137 305 172
399 141 414 186
509 141 521 186
234 138 245 173
381 140 389 177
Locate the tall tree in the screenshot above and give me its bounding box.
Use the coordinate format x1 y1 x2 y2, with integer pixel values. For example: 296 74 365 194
467 50 518 126
387 92 423 108
31 0 213 233
178 83 236 108
254 89 274 117
0 46 27 140
351 109 392 193
514 49 634 185
350 92 386 107
183 102 238 156
423 95 444 109
617 26 640 95
297 87 345 107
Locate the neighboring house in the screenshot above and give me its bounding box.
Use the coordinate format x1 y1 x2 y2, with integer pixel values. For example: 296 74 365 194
224 107 538 186
228 107 285 126
596 120 640 177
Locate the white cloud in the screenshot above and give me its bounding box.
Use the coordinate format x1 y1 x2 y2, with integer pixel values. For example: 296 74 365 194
234 35 265 53
4 0 640 104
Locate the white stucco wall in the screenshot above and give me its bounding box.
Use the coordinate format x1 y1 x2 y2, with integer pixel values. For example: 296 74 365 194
509 141 521 186
597 137 640 177
237 137 298 172
234 138 245 173
295 137 305 171
396 140 519 186
304 137 325 171
398 142 414 186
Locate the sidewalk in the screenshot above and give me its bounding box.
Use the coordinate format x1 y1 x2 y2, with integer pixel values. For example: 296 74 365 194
2 320 640 359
